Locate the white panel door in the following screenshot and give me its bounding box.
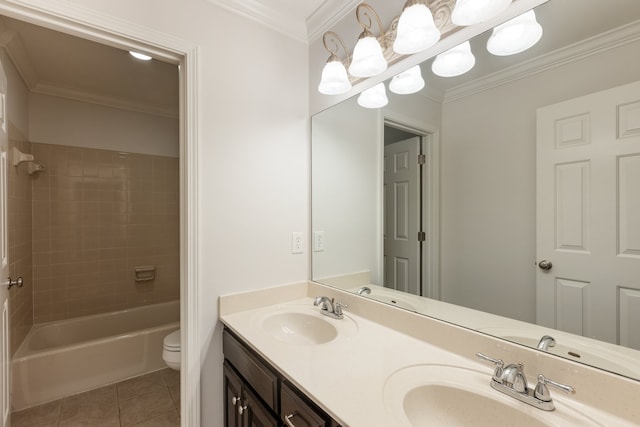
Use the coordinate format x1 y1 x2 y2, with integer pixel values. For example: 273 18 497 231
0 58 10 427
537 81 640 348
384 137 420 295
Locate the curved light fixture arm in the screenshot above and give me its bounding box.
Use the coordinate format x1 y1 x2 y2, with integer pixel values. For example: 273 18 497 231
403 0 426 8
322 31 350 68
356 3 387 47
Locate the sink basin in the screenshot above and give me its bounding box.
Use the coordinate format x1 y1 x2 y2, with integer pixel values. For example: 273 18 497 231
258 305 359 345
262 312 338 345
383 364 603 427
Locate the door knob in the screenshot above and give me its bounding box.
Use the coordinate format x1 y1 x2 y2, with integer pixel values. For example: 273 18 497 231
7 276 23 290
538 260 552 271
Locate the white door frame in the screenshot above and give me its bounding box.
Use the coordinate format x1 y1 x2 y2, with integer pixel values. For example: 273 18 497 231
383 115 440 300
0 2 201 426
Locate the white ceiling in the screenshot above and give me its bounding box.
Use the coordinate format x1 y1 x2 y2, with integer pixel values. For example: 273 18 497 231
0 1 638 121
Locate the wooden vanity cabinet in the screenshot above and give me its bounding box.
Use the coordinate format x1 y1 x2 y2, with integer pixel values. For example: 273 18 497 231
223 329 341 427
224 362 278 427
281 381 340 427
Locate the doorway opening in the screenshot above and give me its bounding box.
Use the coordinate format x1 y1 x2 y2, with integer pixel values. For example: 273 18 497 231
383 120 439 300
0 7 198 427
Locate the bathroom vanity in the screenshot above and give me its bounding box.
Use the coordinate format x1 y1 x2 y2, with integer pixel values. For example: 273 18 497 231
223 329 341 427
219 281 640 426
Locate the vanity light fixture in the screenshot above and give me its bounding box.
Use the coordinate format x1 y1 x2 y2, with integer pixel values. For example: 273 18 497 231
389 65 425 94
318 31 352 95
431 41 476 77
129 51 152 61
393 0 440 55
487 10 543 56
357 83 388 108
451 0 512 26
348 3 388 78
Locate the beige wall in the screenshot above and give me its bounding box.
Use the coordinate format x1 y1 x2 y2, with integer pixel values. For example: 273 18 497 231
31 143 179 322
8 124 33 356
30 93 179 157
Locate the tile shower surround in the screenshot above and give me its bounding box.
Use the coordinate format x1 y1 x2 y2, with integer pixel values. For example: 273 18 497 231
30 143 179 323
8 124 34 356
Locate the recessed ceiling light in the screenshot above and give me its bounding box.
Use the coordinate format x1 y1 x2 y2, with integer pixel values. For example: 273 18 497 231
129 51 152 61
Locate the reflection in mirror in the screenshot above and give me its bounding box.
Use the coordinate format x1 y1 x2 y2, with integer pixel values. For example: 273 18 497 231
311 0 640 381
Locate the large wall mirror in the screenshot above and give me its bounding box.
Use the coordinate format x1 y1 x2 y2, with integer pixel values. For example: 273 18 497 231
312 0 640 381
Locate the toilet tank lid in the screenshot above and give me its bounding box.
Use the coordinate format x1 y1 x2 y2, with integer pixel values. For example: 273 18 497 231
164 329 181 349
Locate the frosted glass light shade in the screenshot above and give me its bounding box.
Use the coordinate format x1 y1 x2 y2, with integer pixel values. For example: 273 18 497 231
389 65 425 95
357 83 388 108
318 60 352 95
451 0 512 26
487 10 543 56
393 4 441 55
431 41 476 77
348 36 387 77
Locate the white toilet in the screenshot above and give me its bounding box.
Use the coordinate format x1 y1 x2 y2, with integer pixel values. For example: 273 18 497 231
163 329 181 370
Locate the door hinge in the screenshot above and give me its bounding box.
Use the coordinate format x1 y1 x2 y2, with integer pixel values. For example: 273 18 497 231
418 154 426 165
418 231 426 242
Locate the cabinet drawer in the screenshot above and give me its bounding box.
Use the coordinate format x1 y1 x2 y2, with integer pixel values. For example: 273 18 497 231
281 382 333 427
223 330 278 411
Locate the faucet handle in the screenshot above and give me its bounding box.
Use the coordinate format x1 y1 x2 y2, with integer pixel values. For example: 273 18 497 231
334 301 348 316
534 374 576 402
476 353 504 383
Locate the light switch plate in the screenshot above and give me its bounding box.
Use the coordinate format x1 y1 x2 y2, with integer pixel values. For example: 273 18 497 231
313 231 325 252
291 232 303 254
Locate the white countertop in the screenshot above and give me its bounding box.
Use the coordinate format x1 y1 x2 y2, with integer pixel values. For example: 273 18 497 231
219 282 640 427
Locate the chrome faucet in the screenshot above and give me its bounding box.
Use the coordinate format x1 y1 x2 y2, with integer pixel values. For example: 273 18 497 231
356 286 371 296
477 353 575 411
313 296 348 319
537 335 556 351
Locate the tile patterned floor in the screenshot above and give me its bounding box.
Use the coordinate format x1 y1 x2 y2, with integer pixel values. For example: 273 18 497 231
11 368 180 427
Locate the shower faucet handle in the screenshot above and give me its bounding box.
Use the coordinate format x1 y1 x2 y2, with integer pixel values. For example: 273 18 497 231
7 276 23 290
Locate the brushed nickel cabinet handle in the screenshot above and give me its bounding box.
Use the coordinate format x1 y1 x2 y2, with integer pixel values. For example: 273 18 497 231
284 412 298 427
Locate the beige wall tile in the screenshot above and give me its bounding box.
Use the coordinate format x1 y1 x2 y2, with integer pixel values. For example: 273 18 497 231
8 126 33 356
31 143 179 322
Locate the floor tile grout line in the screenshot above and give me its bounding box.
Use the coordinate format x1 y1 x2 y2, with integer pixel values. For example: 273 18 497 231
56 398 64 426
115 382 123 427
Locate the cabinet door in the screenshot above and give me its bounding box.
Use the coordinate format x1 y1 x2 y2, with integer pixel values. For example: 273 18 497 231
244 386 278 427
224 363 244 427
281 383 328 427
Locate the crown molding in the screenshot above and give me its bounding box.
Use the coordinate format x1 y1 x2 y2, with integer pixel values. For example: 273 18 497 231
415 82 444 104
206 0 312 43
0 25 39 89
444 19 640 103
32 81 179 119
307 0 360 43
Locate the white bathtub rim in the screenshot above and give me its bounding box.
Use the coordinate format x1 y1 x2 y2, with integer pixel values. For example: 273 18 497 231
14 300 179 356
14 321 180 361
31 299 179 329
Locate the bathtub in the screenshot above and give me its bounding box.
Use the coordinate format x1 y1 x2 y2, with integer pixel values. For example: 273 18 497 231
11 300 180 410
